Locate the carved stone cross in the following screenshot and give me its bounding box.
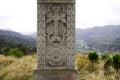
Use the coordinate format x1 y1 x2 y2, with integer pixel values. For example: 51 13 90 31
34 0 78 80
46 5 66 45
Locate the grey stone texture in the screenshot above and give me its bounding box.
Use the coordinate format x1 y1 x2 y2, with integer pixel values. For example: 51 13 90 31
38 0 75 3
35 0 77 80
34 69 78 80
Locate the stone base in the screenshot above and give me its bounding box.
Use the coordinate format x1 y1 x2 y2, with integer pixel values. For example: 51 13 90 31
34 68 78 80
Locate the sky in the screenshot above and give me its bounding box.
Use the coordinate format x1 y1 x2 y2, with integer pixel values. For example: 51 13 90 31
0 0 120 34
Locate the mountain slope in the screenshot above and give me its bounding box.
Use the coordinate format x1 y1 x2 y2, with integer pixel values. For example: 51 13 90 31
0 30 36 47
0 30 36 54
76 25 120 52
20 25 120 52
27 33 37 39
0 25 120 53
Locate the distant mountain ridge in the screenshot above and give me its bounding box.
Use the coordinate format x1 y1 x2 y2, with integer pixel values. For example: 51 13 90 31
76 25 120 52
0 30 36 47
28 25 120 52
27 33 37 39
0 25 120 53
0 30 37 54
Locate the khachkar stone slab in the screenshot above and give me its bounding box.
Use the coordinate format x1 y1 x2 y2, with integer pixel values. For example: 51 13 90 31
34 0 77 80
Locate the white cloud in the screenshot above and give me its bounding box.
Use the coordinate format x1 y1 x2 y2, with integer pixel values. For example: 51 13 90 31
0 0 120 34
76 0 120 29
0 0 37 34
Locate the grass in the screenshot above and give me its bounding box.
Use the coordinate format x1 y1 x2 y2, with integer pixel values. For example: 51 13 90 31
0 55 36 80
76 53 120 80
0 54 120 80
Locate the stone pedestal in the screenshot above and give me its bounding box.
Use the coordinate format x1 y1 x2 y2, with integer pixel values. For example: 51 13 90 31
34 68 78 80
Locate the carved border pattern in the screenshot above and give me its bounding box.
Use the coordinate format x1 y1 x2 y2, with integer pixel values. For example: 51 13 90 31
38 0 75 3
67 3 75 68
37 3 46 68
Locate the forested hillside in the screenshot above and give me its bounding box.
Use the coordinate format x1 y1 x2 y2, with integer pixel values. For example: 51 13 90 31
0 25 120 54
76 25 120 52
0 30 36 55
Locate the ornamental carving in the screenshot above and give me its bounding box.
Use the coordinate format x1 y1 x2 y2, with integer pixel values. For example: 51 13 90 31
45 4 67 46
37 1 75 68
46 46 66 67
45 4 67 67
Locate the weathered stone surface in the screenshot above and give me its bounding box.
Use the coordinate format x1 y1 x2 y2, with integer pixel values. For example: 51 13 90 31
37 1 75 68
38 0 75 3
34 69 78 80
35 0 77 80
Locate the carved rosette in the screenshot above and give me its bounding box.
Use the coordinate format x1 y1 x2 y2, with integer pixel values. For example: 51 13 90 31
37 0 75 68
46 46 66 67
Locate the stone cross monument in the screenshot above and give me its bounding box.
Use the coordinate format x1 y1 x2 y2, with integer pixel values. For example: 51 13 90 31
34 0 77 80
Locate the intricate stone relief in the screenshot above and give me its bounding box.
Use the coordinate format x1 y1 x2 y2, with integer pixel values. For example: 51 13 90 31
67 3 75 68
37 1 75 68
45 4 67 46
35 0 77 80
37 3 46 68
45 4 67 67
46 46 66 67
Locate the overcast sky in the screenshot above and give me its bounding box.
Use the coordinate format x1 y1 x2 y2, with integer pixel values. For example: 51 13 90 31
0 0 120 34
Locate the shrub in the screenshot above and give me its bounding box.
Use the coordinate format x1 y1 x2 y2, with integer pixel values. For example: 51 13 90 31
112 54 120 72
4 48 11 56
88 52 99 62
4 48 23 58
10 49 23 58
88 52 99 71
